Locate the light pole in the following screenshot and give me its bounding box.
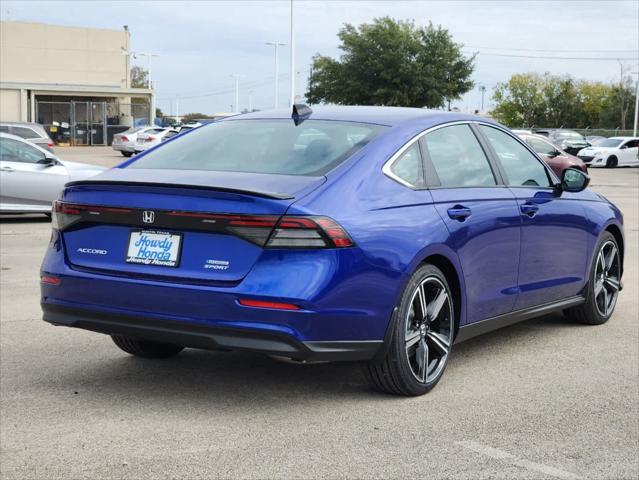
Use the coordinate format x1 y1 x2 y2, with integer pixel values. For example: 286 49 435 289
248 89 254 112
632 71 638 137
479 85 486 112
266 41 286 109
122 49 159 124
289 0 296 107
231 74 243 113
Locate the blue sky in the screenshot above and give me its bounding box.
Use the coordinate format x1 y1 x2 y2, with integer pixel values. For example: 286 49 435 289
2 0 637 115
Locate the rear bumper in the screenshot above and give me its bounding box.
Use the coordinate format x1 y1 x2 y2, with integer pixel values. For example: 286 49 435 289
112 143 135 153
42 303 382 361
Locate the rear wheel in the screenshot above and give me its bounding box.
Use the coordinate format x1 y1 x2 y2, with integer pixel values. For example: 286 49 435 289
605 156 618 168
365 264 454 396
111 335 184 358
565 232 621 325
121 151 133 157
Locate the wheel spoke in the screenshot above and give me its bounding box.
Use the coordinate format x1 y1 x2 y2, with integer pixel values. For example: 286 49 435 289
415 339 429 382
427 289 448 321
594 278 604 297
604 245 617 271
605 276 620 292
598 252 605 274
427 331 449 356
603 288 609 315
417 284 427 321
405 330 421 348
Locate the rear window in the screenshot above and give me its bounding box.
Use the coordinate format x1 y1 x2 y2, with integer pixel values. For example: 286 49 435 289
129 119 387 176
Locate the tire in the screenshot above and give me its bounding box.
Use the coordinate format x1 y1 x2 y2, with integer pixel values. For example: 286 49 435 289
365 264 455 396
111 335 184 358
120 151 133 157
564 231 621 325
605 156 618 168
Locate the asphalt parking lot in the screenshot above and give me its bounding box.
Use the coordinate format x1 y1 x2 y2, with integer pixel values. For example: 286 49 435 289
0 150 637 479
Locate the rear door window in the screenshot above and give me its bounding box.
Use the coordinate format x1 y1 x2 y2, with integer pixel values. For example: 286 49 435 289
10 126 40 139
0 138 45 163
527 137 557 156
420 124 496 188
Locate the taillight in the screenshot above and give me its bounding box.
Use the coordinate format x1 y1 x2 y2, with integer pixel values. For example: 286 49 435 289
266 216 354 249
52 201 132 231
47 142 54 148
121 135 129 142
145 136 156 142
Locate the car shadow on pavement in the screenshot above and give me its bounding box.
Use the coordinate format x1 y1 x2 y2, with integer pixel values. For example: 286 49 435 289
42 311 588 406
0 214 50 223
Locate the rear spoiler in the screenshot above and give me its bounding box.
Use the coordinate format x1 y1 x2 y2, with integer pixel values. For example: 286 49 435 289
64 180 295 200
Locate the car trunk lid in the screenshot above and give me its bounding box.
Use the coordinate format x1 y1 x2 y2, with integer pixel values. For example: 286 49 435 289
59 169 325 283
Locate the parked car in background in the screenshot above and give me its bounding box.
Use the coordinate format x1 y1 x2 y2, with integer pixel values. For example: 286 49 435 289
160 128 182 143
586 135 607 146
41 107 624 396
510 129 533 135
518 133 587 176
578 137 639 168
0 133 104 216
547 130 590 155
0 122 55 152
112 126 162 157
133 128 172 153
177 122 203 132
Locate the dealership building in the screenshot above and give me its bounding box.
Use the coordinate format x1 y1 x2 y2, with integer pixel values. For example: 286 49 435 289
0 21 154 145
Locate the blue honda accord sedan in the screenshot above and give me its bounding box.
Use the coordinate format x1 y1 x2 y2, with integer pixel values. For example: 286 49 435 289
41 106 624 396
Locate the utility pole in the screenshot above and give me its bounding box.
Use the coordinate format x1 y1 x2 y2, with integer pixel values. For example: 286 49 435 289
479 85 486 112
289 0 296 106
266 41 286 108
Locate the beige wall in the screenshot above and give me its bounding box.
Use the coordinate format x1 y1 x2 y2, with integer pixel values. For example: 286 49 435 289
0 21 130 87
0 89 21 120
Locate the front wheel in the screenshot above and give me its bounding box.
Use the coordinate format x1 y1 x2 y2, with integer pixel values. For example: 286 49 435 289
111 335 184 358
565 232 621 325
605 156 618 168
365 264 455 396
120 151 133 157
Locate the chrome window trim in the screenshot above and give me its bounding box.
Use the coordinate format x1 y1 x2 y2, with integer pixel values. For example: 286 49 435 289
382 120 555 189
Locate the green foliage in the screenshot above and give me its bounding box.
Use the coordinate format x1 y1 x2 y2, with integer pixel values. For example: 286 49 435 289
306 17 475 108
182 113 213 122
491 72 636 129
130 66 149 88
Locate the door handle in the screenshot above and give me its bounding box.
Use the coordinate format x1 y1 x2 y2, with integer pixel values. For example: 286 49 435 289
447 205 472 221
1 166 15 172
520 202 539 217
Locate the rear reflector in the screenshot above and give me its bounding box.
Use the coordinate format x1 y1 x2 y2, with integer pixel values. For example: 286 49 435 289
41 275 61 285
238 299 300 310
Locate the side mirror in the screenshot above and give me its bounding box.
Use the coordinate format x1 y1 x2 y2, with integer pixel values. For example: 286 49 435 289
37 156 58 167
547 150 560 158
558 168 589 193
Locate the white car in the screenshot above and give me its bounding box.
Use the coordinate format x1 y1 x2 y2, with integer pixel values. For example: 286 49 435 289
112 126 163 157
134 128 176 153
0 133 105 215
577 137 639 168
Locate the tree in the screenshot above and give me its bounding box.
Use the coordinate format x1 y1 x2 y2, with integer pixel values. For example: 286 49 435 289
306 17 475 108
130 66 149 88
491 72 636 129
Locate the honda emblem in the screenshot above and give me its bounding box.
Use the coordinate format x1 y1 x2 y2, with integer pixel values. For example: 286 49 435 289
142 211 155 224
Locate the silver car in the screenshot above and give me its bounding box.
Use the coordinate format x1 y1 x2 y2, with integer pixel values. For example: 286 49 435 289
0 122 55 152
112 126 161 157
0 133 105 215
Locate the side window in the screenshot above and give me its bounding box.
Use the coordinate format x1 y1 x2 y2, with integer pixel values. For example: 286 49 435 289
421 124 496 188
0 126 9 133
527 137 557 156
480 125 552 188
388 143 423 187
0 138 45 164
10 126 39 139
622 140 638 149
